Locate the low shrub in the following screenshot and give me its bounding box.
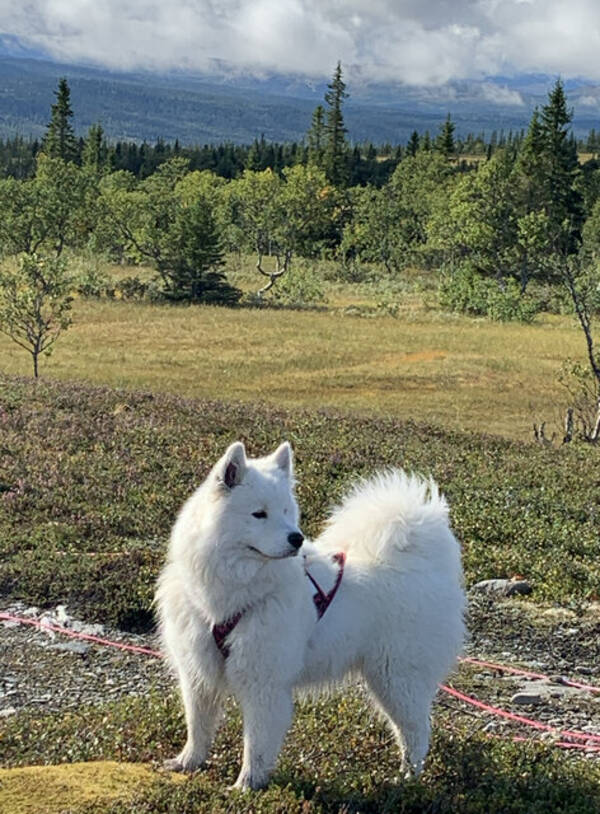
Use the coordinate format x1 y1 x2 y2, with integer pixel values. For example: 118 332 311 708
439 263 539 323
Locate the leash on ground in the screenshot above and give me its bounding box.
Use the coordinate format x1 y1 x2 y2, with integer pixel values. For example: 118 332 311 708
2 611 600 753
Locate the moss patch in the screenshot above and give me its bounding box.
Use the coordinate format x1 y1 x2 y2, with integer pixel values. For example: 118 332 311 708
0 760 183 814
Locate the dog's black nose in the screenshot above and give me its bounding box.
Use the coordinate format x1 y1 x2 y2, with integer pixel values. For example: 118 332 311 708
288 532 304 550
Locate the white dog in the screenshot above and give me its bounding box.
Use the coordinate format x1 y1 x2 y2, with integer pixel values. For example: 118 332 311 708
156 441 465 790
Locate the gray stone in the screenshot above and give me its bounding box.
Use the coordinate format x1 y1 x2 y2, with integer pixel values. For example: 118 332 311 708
470 578 532 597
47 641 90 657
511 692 543 706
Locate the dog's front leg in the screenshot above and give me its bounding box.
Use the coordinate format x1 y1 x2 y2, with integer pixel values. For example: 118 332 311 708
233 686 293 791
165 671 222 773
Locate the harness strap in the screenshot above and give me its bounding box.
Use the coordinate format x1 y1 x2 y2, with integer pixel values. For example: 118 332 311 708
305 551 346 619
212 612 243 658
211 551 346 658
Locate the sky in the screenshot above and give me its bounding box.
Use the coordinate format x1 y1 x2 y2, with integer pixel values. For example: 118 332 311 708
1 0 600 87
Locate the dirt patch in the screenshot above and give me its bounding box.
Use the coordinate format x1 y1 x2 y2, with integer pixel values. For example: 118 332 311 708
0 760 183 814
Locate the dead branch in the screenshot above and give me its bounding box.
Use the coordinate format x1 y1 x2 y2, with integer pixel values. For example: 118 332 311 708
563 408 574 444
256 250 292 296
533 422 556 446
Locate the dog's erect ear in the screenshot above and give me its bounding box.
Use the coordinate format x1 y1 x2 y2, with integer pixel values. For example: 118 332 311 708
271 441 293 478
217 442 247 489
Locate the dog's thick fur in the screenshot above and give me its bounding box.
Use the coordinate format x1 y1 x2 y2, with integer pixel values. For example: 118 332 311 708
156 442 465 790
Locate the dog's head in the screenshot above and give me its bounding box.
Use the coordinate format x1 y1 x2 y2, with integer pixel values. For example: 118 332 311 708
208 440 304 561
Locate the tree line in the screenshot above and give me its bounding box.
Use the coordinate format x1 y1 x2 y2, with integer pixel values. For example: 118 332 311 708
2 71 599 185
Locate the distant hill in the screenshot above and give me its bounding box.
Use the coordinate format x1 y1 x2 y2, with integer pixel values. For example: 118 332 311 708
0 55 598 145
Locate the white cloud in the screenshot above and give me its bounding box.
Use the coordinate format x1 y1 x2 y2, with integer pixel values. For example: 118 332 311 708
578 95 600 108
479 83 525 106
1 0 600 84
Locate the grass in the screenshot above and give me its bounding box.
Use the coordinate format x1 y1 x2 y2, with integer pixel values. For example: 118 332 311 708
2 374 599 630
0 257 588 441
0 761 184 814
3 688 600 813
2 262 600 812
2 372 600 812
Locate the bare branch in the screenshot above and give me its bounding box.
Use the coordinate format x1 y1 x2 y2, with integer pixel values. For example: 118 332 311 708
256 251 292 296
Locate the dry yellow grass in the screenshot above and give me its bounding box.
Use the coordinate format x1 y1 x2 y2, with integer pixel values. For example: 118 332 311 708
0 761 184 814
0 290 586 441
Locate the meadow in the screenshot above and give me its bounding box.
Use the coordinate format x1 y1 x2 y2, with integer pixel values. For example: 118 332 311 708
0 259 589 442
2 263 600 813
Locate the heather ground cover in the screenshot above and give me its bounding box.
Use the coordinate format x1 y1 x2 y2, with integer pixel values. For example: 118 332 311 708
2 374 600 813
2 373 600 628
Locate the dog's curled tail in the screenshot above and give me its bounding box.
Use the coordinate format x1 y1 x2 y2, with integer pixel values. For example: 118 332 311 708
317 469 455 566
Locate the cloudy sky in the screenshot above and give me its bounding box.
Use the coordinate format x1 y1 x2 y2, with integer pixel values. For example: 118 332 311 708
1 0 599 86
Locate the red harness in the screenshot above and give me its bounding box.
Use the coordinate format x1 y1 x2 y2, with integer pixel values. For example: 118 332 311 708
212 551 346 659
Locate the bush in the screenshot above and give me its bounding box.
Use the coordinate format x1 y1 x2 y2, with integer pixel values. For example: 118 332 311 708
333 258 374 284
115 275 149 301
268 262 327 307
75 264 115 299
439 263 539 323
558 359 600 441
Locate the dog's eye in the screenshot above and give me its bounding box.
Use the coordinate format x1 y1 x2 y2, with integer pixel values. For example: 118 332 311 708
252 510 267 519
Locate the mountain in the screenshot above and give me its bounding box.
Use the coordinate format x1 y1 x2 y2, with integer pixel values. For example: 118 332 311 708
0 54 598 146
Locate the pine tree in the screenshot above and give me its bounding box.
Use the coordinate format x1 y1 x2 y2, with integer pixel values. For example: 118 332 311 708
43 78 79 163
407 131 420 157
516 81 583 255
323 62 349 186
539 79 582 250
307 105 326 167
246 137 263 171
82 123 107 173
435 114 456 158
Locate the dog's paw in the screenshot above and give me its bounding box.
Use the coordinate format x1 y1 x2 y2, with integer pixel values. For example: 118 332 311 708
162 753 204 773
230 771 267 791
163 757 186 773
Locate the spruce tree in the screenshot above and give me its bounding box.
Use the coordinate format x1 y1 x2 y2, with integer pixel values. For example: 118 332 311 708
246 138 263 171
43 78 79 163
82 123 107 173
307 104 326 167
515 108 546 211
435 114 456 158
539 78 582 251
407 131 420 157
323 62 349 186
516 81 583 255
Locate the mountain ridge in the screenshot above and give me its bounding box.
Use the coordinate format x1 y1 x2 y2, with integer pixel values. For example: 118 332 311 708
0 52 598 145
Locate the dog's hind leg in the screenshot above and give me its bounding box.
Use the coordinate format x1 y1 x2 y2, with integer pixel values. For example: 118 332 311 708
232 687 294 791
164 671 222 773
364 669 434 779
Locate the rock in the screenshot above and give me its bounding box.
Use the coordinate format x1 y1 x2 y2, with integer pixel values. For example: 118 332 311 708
71 620 105 636
46 641 90 657
511 692 543 706
55 605 71 625
470 579 532 598
0 706 17 718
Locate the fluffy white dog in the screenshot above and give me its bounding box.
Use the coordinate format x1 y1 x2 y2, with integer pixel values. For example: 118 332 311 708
156 441 465 790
